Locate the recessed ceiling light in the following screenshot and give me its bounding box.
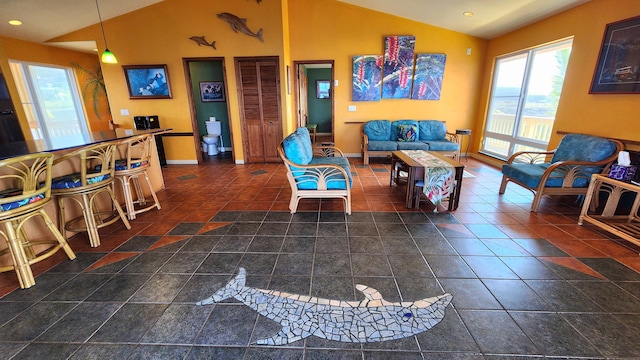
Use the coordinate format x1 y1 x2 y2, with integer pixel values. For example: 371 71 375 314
8 20 23 26
463 11 474 17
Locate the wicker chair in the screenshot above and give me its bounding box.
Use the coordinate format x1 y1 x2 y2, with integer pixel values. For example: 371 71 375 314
499 133 624 212
0 152 76 288
278 127 352 214
51 142 131 247
114 134 161 220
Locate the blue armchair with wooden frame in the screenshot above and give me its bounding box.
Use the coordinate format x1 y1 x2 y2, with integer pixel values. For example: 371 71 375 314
278 127 352 214
499 133 623 212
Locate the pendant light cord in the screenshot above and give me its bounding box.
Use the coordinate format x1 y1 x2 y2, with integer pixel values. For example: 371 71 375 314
95 0 109 48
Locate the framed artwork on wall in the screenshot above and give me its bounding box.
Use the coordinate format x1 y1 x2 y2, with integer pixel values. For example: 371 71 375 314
590 15 640 94
412 53 447 100
316 80 330 99
123 64 172 99
382 35 415 99
352 55 382 101
199 81 225 102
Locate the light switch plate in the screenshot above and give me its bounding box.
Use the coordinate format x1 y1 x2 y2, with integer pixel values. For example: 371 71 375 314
120 109 130 116
348 105 356 112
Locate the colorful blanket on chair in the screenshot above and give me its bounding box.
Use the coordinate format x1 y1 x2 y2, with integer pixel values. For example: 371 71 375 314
401 150 453 211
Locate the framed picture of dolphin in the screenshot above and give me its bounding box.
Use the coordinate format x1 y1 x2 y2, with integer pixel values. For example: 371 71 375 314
123 64 172 99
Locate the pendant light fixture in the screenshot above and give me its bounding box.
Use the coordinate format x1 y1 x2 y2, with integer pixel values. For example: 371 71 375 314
95 0 117 64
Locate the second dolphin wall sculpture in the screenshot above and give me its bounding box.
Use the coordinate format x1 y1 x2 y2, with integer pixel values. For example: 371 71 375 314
197 267 452 345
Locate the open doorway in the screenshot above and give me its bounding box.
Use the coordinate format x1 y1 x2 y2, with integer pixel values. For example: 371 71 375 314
294 61 334 144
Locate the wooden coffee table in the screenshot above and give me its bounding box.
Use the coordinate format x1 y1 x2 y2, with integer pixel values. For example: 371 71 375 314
390 150 465 210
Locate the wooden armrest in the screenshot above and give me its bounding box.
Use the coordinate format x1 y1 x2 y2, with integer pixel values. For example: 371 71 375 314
506 150 555 164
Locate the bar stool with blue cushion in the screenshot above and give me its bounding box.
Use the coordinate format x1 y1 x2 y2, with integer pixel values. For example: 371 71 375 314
114 134 161 220
0 152 76 288
51 142 131 248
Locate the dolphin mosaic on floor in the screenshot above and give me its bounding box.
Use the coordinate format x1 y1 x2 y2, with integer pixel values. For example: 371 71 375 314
196 267 453 345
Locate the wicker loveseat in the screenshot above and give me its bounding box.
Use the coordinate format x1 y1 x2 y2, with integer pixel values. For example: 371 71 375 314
499 133 624 212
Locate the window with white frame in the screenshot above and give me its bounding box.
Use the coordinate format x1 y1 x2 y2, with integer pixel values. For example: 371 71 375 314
481 39 573 161
9 61 90 148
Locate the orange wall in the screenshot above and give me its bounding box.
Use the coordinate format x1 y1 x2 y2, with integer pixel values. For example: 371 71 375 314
0 37 110 135
53 0 287 163
5 0 636 162
476 0 640 156
288 0 487 154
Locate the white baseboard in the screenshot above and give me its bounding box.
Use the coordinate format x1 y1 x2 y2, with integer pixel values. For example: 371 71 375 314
235 159 245 164
166 160 198 165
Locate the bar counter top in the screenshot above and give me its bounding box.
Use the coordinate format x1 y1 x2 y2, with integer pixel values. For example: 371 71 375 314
0 128 171 160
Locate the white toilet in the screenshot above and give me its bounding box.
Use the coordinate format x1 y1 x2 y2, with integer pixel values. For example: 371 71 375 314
202 120 221 155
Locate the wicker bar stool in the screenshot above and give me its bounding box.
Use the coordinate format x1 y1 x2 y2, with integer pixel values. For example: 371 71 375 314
114 134 161 220
51 142 131 248
0 152 76 288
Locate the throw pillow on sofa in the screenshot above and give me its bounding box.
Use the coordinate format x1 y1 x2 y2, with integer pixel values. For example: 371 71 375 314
396 124 417 142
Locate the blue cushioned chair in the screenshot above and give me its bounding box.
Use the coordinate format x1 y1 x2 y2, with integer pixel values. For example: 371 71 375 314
278 127 352 214
499 133 624 212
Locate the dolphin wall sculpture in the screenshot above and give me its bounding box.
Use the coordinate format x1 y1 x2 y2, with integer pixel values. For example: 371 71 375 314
216 12 264 42
197 267 452 345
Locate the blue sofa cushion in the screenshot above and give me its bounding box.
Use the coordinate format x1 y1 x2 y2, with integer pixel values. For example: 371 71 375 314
418 120 446 141
551 133 619 163
367 141 398 151
502 163 592 189
282 127 313 165
396 124 417 142
363 120 391 141
397 141 429 150
390 120 419 141
423 140 458 151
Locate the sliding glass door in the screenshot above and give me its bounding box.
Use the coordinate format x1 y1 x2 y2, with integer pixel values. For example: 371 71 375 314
481 39 573 160
9 61 89 148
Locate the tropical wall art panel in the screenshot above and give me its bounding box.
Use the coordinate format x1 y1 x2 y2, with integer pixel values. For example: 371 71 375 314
412 53 447 100
382 35 416 99
352 55 383 101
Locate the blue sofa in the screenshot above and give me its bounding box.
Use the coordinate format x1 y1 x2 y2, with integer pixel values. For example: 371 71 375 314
278 127 352 214
499 133 623 212
361 120 460 164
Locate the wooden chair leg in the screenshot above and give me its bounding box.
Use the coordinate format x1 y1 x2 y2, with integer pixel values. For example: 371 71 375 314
499 176 509 194
142 171 162 211
3 221 35 288
39 209 76 260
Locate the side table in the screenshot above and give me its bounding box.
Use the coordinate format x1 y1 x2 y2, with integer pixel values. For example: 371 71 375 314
455 129 472 160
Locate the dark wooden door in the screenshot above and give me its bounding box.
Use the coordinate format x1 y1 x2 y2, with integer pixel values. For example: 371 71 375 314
235 57 282 163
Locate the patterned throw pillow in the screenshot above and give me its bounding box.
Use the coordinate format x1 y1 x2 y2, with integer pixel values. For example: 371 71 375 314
396 124 417 142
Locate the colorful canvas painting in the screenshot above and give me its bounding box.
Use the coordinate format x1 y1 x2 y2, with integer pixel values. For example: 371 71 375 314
382 36 416 99
412 53 447 100
352 55 383 101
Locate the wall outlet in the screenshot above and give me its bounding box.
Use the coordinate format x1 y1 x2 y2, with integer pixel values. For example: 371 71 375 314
348 105 356 112
120 109 130 116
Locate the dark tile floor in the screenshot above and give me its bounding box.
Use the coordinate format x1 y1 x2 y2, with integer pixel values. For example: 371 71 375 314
1 154 640 359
